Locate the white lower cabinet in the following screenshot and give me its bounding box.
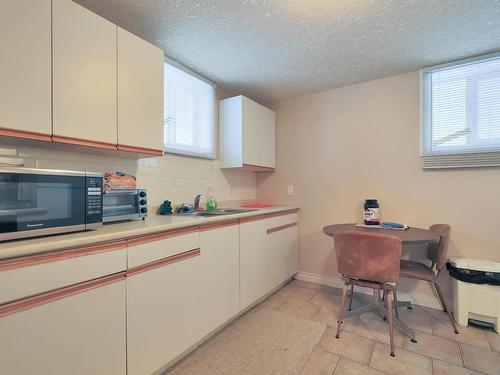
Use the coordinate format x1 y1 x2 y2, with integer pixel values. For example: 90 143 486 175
0 211 297 375
0 278 126 375
127 224 240 375
240 219 268 310
199 224 240 329
266 215 299 290
126 248 205 375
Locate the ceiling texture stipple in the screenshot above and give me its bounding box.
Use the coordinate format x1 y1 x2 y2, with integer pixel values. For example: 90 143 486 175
75 0 500 104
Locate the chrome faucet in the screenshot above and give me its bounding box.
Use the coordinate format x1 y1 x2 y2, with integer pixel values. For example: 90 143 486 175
193 194 201 211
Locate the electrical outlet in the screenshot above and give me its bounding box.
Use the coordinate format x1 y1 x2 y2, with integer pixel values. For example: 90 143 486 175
287 185 294 196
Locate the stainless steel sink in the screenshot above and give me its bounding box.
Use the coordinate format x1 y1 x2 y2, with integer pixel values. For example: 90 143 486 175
178 208 258 216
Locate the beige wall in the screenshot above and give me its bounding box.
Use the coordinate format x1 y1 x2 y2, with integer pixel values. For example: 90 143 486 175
256 71 500 306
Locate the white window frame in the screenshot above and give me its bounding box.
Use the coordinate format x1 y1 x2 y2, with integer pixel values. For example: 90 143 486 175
163 58 217 160
421 52 500 169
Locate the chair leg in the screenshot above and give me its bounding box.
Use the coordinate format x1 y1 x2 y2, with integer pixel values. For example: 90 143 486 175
433 281 459 334
348 284 354 311
336 282 349 339
386 289 396 357
393 289 400 320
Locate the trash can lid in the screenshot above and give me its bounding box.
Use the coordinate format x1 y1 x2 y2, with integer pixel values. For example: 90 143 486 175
448 258 500 273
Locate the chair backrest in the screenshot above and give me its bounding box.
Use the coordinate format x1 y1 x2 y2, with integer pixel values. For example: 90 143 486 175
426 224 451 271
333 231 402 283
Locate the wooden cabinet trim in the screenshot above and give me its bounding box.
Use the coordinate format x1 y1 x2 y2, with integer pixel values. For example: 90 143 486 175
265 209 299 218
242 163 275 172
126 226 199 247
199 219 240 232
239 214 269 224
0 126 52 142
0 240 127 272
127 248 200 276
117 144 164 156
267 222 298 234
52 135 117 150
0 272 125 318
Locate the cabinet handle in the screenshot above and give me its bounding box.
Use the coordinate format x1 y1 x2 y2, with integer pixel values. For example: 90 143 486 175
127 226 199 247
127 248 201 276
51 135 117 150
0 240 127 272
0 161 24 167
0 127 51 142
0 272 126 318
116 144 164 156
267 222 297 234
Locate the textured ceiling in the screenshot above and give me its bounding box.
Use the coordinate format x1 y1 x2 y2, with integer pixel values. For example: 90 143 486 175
75 0 500 103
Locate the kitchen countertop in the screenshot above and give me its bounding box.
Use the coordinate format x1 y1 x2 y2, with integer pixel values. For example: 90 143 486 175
0 206 298 261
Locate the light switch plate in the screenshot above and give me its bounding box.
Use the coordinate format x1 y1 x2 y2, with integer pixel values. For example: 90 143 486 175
287 185 294 196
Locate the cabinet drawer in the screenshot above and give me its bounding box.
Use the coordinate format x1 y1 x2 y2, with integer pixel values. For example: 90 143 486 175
0 276 126 375
266 213 298 230
127 228 200 268
0 241 127 305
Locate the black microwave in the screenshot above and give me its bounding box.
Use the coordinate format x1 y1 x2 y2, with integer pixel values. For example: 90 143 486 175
0 167 103 241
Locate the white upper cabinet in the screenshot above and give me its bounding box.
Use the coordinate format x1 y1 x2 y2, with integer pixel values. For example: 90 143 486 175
219 95 276 171
0 0 51 139
117 28 164 154
52 0 117 147
260 106 276 168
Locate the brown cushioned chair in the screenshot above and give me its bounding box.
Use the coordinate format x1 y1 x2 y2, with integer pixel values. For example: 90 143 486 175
398 224 459 334
334 231 402 356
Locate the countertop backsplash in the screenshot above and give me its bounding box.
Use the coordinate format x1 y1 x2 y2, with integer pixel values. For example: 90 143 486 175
0 143 257 208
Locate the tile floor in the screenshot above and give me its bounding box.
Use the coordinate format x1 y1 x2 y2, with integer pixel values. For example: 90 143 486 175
166 280 500 375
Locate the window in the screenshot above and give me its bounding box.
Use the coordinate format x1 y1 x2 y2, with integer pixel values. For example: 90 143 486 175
164 62 216 159
421 53 500 169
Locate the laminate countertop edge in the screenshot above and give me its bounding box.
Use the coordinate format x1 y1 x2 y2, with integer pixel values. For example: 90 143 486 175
0 206 299 261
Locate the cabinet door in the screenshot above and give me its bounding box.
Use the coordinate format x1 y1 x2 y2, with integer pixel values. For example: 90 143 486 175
52 0 117 147
199 224 240 330
260 106 276 168
0 0 51 139
242 97 261 166
240 219 268 310
0 278 126 375
117 28 164 154
266 216 298 290
127 249 205 375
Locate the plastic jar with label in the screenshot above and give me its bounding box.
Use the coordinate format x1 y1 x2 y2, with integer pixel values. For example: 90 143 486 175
364 199 380 225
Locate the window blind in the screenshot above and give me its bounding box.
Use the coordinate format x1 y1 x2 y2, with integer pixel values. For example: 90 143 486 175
421 53 500 169
164 62 215 159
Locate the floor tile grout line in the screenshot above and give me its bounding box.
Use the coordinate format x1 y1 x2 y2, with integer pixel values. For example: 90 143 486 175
455 342 495 375
328 354 341 375
458 341 466 368
297 324 330 375
367 337 377 369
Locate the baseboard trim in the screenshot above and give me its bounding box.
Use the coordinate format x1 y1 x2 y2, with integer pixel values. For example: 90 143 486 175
294 271 442 310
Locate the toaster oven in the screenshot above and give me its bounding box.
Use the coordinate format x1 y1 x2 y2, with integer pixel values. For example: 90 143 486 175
102 189 147 223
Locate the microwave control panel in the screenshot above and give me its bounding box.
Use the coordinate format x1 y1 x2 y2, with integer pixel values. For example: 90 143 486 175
86 175 103 225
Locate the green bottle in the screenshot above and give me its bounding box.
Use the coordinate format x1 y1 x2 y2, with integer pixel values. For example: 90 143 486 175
206 196 217 210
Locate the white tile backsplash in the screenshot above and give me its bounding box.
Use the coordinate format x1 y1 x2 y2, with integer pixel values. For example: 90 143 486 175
0 143 256 209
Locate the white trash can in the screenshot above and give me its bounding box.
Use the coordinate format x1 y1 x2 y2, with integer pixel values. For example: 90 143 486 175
447 258 500 332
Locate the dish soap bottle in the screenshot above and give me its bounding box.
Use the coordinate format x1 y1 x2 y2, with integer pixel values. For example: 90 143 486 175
206 196 217 211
